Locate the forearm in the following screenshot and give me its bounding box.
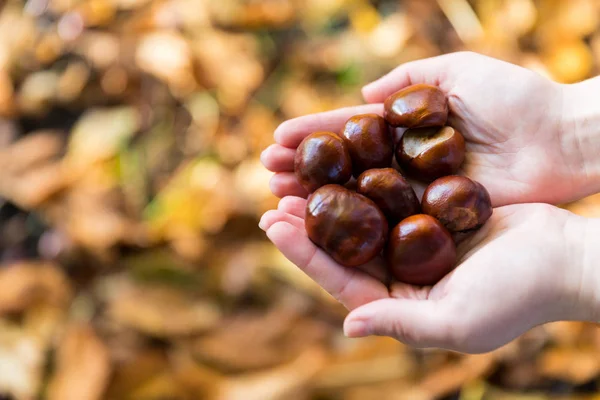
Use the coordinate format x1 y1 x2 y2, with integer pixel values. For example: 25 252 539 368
561 78 600 196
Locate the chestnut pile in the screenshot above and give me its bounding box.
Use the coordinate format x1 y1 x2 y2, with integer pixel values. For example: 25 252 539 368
294 84 493 286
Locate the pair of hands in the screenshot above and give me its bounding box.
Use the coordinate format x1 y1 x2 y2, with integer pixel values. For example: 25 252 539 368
259 52 599 353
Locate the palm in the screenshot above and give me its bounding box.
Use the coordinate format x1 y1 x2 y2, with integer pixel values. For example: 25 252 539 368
262 52 583 207
260 52 589 352
261 200 581 352
439 57 575 205
419 203 579 352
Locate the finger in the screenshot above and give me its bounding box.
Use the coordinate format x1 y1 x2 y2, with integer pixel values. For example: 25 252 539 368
361 53 461 104
266 221 389 310
270 173 309 199
260 144 295 172
277 196 306 218
274 104 384 148
259 210 304 231
276 196 389 282
343 298 456 349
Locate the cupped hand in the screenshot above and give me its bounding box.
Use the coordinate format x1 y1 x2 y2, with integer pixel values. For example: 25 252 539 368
262 51 590 207
259 199 588 353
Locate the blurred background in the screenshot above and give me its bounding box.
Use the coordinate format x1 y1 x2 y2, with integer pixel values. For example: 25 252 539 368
1 0 600 399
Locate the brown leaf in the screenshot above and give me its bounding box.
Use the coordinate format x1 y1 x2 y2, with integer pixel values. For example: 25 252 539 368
543 321 587 346
216 347 327 400
136 31 196 90
107 283 221 338
105 349 163 395
191 292 323 372
17 70 60 115
0 262 72 315
57 61 90 103
0 131 71 208
344 383 432 400
315 337 411 390
315 353 414 391
47 323 112 400
106 348 192 400
417 354 496 399
538 346 600 384
192 30 264 113
0 130 63 177
171 347 224 399
5 161 72 208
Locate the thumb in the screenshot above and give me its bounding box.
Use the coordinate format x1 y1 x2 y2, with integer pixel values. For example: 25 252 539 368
361 52 467 103
343 298 460 349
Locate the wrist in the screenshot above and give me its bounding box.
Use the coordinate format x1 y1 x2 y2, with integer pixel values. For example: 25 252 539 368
560 79 600 198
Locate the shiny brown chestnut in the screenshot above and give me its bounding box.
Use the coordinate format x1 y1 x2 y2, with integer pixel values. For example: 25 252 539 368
306 184 388 267
383 84 448 128
341 114 393 177
356 168 420 225
294 131 352 192
422 175 493 233
397 126 465 182
385 214 456 286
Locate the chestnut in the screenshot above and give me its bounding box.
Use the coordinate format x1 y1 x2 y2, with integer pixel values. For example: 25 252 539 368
294 131 352 192
397 126 465 182
341 114 393 177
356 168 420 225
306 184 388 267
383 84 448 128
422 175 493 233
385 214 456 286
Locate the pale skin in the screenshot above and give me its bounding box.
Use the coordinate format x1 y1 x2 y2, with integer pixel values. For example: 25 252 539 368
259 52 600 353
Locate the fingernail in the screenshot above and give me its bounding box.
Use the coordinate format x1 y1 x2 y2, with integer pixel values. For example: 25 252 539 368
259 147 269 166
258 215 267 231
344 318 370 338
362 81 375 92
259 150 266 165
361 82 377 97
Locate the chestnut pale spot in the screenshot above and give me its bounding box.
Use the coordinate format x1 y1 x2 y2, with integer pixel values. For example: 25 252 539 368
402 126 455 158
397 126 466 182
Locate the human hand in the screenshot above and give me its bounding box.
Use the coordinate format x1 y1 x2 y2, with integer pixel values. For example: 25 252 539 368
262 51 595 207
259 200 592 353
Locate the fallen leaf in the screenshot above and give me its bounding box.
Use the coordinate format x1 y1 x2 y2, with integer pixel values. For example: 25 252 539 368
0 262 72 315
538 346 600 384
136 31 196 90
0 130 63 177
417 354 496 399
216 347 327 400
192 295 324 372
107 283 221 338
0 320 46 400
66 106 139 169
47 323 112 400
17 70 59 115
